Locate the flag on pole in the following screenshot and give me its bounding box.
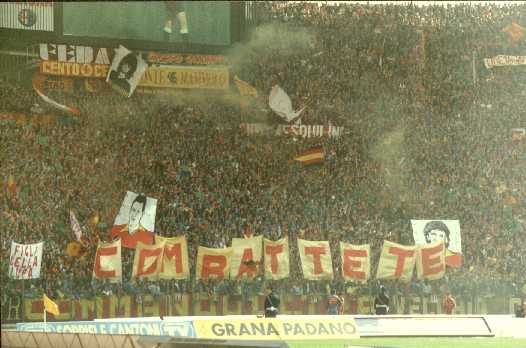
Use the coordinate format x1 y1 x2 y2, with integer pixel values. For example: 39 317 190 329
234 76 258 97
294 147 324 165
69 210 83 241
269 85 306 123
43 294 60 316
7 175 17 197
106 45 148 97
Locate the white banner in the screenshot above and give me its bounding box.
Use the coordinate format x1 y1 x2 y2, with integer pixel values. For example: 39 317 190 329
106 45 148 97
110 191 157 249
240 123 344 138
484 55 526 69
0 2 54 31
269 85 305 123
411 219 462 267
9 241 44 279
411 220 461 254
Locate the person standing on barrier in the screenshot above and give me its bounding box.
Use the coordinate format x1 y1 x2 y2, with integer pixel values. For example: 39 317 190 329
264 286 280 318
327 289 343 315
443 292 456 315
374 285 390 315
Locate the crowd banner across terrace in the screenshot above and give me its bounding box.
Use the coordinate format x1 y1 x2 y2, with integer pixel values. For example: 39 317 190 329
483 55 526 69
196 246 233 280
231 236 263 279
39 44 112 79
297 239 333 280
157 236 190 280
131 237 190 280
240 123 345 139
140 65 229 90
146 52 227 65
16 319 195 337
263 238 290 280
92 240 122 283
340 243 370 282
193 317 359 340
376 241 417 282
9 241 43 280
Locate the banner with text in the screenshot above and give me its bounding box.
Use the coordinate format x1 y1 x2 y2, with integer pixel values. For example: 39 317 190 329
298 239 334 280
263 237 290 280
230 236 263 279
157 236 190 280
340 243 370 282
193 317 359 340
92 240 122 283
196 246 233 280
376 240 417 282
240 123 344 138
484 55 526 69
140 65 229 90
9 241 43 279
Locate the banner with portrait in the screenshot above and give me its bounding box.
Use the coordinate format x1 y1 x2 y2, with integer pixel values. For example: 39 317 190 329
411 220 462 267
110 191 157 249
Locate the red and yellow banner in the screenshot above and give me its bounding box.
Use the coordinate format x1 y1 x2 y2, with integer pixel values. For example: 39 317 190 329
40 61 109 78
263 237 290 280
140 66 229 90
297 239 333 280
196 246 232 280
340 243 370 282
376 240 416 282
158 236 190 280
416 241 446 280
230 236 263 279
92 240 122 283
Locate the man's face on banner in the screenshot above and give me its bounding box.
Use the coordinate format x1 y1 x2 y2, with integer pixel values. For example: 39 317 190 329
426 229 448 246
128 200 144 234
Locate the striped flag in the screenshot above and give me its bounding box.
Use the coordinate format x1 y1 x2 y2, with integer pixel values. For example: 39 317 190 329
294 147 324 165
234 76 258 97
43 294 60 316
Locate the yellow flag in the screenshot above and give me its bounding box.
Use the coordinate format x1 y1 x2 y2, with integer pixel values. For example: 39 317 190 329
503 22 525 44
43 294 60 316
234 76 258 97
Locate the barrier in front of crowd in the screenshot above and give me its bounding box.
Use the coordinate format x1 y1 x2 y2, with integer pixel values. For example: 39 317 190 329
3 294 524 323
16 314 502 339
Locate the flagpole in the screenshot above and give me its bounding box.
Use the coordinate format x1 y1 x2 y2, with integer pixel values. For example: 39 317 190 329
22 279 25 322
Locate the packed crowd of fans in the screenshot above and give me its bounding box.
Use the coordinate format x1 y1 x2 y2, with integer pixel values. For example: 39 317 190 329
1 1 525 312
